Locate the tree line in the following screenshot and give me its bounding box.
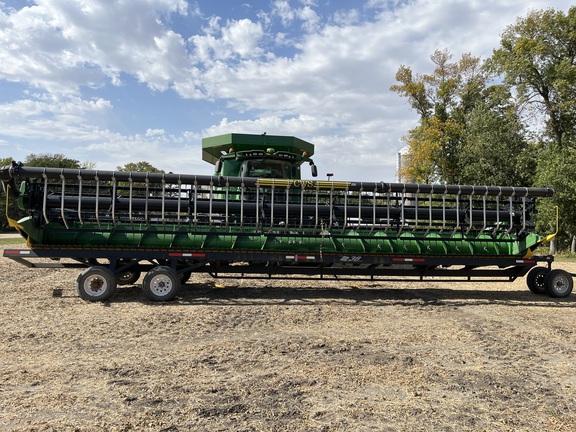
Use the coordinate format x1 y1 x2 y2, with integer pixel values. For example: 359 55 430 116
391 7 576 252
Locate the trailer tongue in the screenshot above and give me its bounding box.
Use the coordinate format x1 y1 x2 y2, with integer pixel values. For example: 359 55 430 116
0 134 572 301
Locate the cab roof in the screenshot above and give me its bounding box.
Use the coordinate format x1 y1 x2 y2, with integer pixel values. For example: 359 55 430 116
202 133 315 165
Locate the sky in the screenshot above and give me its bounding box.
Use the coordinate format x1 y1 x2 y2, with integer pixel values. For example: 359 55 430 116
0 0 570 182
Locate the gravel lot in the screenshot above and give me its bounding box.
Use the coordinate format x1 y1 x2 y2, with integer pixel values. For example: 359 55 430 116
1 243 576 431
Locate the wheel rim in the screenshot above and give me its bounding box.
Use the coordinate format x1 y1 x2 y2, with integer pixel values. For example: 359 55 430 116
118 272 134 282
534 273 546 289
552 275 570 295
149 274 174 296
83 275 108 297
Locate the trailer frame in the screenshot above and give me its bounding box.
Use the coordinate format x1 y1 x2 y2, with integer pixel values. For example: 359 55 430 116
4 246 571 301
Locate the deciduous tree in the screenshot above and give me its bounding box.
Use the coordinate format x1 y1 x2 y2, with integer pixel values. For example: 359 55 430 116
534 147 576 253
116 161 164 173
490 7 576 148
25 153 83 168
458 95 536 187
391 50 490 183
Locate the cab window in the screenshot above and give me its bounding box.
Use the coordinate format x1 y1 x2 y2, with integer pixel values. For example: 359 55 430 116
243 161 289 179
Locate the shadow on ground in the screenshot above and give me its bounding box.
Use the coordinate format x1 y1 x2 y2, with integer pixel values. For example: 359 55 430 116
90 282 576 308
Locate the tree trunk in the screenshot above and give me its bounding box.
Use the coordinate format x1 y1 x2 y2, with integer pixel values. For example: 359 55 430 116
549 236 558 255
572 236 576 254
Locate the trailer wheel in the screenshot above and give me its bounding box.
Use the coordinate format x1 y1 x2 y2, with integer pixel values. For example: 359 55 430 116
526 267 549 295
142 266 180 301
115 260 141 285
116 270 142 286
544 269 573 298
77 266 117 301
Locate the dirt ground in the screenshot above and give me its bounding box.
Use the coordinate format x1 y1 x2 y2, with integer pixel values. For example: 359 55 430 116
1 244 576 432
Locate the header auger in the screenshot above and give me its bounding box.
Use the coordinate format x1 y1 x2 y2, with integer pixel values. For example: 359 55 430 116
0 133 572 302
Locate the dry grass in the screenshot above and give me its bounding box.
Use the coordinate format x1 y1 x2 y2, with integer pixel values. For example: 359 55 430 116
1 247 576 431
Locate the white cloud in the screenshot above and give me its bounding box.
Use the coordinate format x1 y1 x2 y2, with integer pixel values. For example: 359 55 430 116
270 0 321 33
0 0 191 93
331 9 361 26
190 18 265 64
222 19 265 57
272 0 296 26
298 6 320 32
0 96 112 141
82 132 206 175
145 128 166 137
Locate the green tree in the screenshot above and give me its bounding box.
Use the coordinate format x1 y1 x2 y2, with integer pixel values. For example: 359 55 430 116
391 50 490 183
490 7 576 252
534 146 576 253
392 48 540 188
458 96 536 186
490 7 576 148
398 117 462 183
116 161 164 173
25 153 83 168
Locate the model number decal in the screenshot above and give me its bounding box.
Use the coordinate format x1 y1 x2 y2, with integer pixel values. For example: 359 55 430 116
340 256 362 262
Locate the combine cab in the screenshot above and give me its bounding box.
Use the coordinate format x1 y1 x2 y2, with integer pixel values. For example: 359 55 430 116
0 133 572 302
202 133 318 179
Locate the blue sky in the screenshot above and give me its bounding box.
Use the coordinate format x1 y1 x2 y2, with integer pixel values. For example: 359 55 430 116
0 0 570 181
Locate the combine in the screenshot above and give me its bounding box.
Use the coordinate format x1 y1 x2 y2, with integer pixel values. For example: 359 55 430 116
0 133 572 301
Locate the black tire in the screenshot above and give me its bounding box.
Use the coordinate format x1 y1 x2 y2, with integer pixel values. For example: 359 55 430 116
115 260 141 285
180 270 192 284
76 266 117 301
116 269 142 286
142 266 180 302
526 267 549 295
544 269 573 298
